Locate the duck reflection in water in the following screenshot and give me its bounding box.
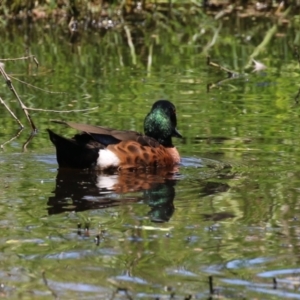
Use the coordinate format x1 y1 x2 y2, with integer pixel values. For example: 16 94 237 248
47 168 177 223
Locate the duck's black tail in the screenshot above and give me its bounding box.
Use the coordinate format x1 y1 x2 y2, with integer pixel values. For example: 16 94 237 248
47 129 100 169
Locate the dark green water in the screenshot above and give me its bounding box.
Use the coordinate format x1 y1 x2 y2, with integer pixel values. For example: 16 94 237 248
1 16 300 299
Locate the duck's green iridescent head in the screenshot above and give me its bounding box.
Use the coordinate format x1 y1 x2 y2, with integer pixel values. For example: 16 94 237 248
144 100 182 147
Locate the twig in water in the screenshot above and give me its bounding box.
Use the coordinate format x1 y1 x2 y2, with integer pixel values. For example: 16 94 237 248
42 271 59 299
207 75 241 92
206 56 243 92
123 25 136 65
10 76 69 95
0 64 37 132
147 41 153 76
0 96 24 128
0 129 23 149
207 56 237 77
273 277 277 289
22 132 37 152
202 22 222 54
209 276 214 294
0 55 39 67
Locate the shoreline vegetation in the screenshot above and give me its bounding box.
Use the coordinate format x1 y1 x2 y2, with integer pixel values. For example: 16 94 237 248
0 0 299 134
1 0 299 29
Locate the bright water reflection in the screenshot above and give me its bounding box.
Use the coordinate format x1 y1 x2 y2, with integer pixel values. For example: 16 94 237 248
0 19 300 299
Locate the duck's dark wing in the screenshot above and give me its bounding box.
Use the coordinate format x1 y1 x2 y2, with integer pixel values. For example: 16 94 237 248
51 120 160 147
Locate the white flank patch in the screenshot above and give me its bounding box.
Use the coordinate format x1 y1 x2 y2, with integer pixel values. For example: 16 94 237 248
97 149 120 170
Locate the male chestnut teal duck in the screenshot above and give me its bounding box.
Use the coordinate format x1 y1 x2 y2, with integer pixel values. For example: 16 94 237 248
47 100 182 171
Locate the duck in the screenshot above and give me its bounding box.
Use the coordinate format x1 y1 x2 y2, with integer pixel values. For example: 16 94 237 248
47 100 182 171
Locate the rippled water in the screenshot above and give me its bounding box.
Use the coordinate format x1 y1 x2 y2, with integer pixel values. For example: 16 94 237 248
0 19 300 299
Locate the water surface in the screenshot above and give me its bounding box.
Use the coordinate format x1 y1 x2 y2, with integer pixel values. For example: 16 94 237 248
0 17 300 299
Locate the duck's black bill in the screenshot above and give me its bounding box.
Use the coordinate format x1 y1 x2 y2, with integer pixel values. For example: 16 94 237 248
173 128 182 138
